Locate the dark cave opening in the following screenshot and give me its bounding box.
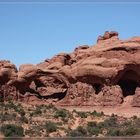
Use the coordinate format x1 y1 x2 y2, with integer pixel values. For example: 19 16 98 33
34 80 46 90
93 83 102 94
117 70 140 97
118 79 139 97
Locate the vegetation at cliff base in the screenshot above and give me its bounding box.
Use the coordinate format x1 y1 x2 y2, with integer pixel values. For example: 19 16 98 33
0 101 140 137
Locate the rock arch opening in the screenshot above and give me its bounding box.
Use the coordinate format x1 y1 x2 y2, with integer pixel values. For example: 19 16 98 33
33 78 68 101
117 70 140 97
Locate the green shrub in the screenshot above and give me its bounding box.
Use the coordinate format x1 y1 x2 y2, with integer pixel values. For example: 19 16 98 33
20 116 28 123
45 104 57 110
111 113 116 117
107 128 121 136
90 110 104 117
17 108 25 116
5 101 17 110
132 115 137 120
45 121 57 133
0 94 3 102
0 102 4 107
87 127 100 136
4 101 25 116
72 109 77 113
87 121 97 127
76 111 88 118
69 126 87 137
25 125 43 137
121 120 132 127
123 126 138 136
0 124 24 137
30 107 42 116
134 118 140 128
54 109 68 119
69 130 82 137
107 127 138 136
87 121 100 136
98 116 117 128
0 112 16 122
100 111 104 116
91 110 97 116
77 126 87 135
7 96 13 102
34 107 42 115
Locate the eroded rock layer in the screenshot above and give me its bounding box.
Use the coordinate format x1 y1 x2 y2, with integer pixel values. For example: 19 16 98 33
1 31 140 107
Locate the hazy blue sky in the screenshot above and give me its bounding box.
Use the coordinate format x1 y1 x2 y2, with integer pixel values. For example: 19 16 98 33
0 3 140 68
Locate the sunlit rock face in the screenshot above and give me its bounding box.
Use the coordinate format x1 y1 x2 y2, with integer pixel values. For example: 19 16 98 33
1 31 140 107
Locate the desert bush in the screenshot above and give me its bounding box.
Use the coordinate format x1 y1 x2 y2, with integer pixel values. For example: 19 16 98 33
45 121 57 133
5 101 17 110
134 118 140 128
25 125 43 137
98 116 117 128
122 126 138 136
121 120 132 127
54 109 68 119
76 111 88 118
69 126 87 137
4 101 25 116
20 116 28 123
45 104 57 110
0 124 24 137
107 128 121 136
56 122 63 126
107 126 138 136
90 110 104 117
17 108 25 116
87 121 100 136
0 102 4 107
72 109 77 113
87 127 100 136
34 107 42 115
132 115 137 120
0 94 3 102
87 121 97 127
100 111 104 116
30 106 42 116
0 112 17 122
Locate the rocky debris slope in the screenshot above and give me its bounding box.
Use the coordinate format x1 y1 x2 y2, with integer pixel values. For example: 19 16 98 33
0 31 140 107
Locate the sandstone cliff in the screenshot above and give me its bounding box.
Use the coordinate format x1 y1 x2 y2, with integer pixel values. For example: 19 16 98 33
1 31 140 107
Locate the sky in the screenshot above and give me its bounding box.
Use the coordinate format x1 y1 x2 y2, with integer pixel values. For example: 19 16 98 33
0 2 140 68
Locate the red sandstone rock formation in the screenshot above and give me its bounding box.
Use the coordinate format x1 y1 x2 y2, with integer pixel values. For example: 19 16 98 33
0 31 140 107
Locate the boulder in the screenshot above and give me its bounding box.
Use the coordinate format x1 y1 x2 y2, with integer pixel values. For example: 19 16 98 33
98 85 123 106
132 87 140 107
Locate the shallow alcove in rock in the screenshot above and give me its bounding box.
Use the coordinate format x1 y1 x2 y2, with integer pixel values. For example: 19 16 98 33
44 90 67 101
117 70 140 97
38 89 67 101
118 80 138 97
93 83 102 94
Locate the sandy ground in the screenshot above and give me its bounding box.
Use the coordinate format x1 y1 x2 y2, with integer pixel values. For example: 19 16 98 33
59 96 140 118
61 105 140 118
22 96 140 118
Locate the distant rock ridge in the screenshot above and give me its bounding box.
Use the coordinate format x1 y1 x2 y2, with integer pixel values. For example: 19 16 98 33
0 31 140 107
